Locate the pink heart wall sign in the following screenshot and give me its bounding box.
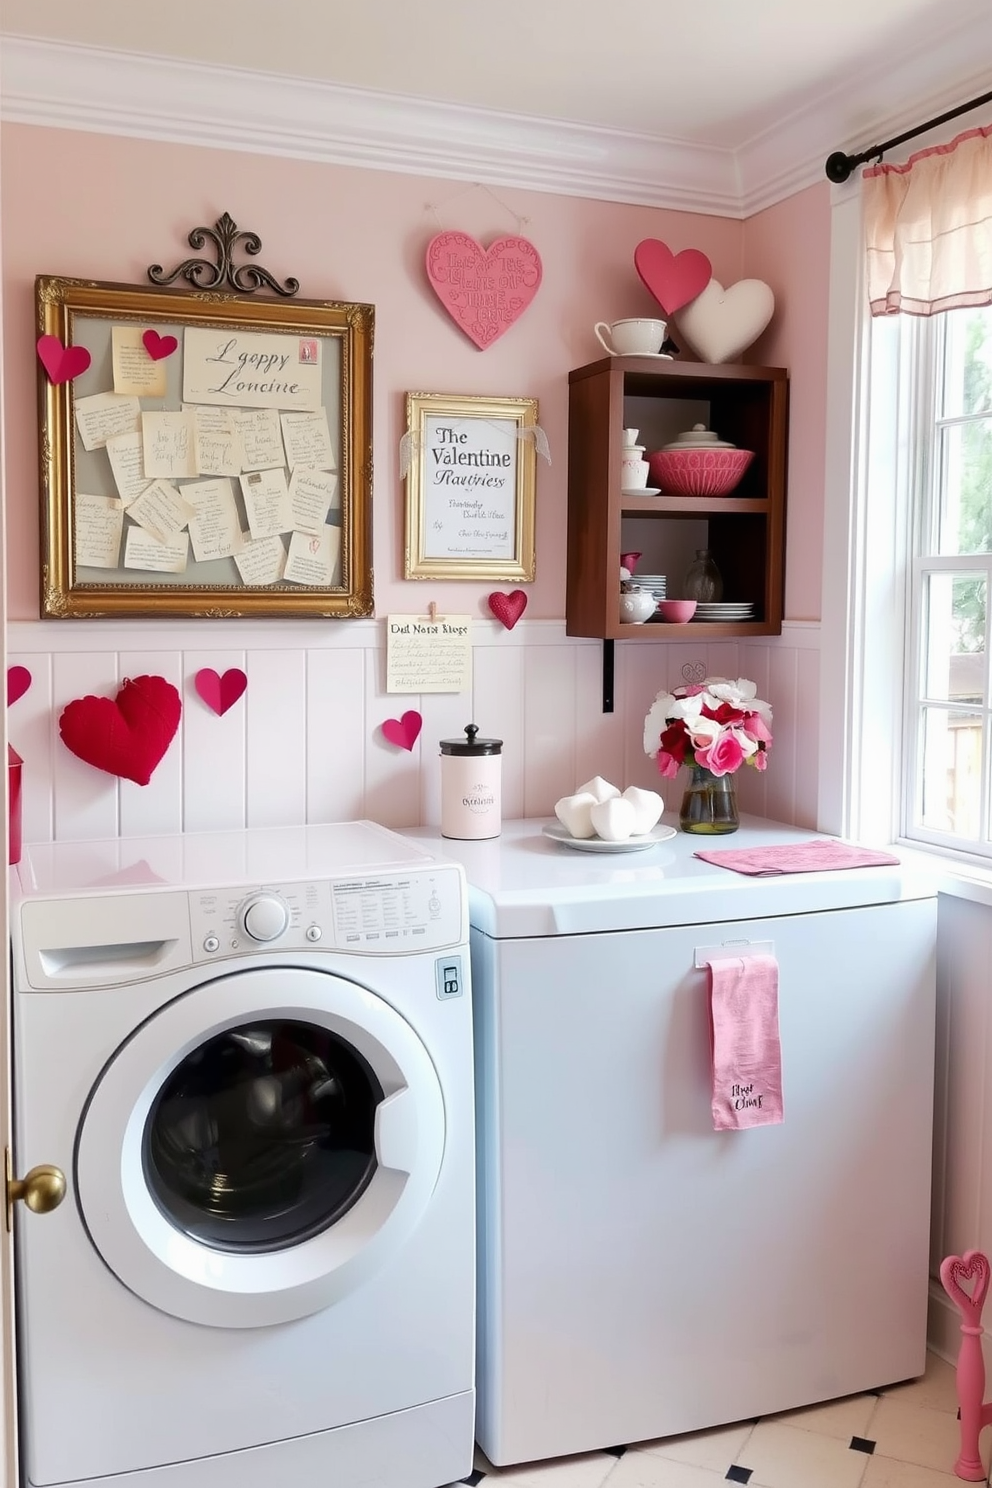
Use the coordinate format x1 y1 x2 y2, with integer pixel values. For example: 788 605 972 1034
36 335 92 386
426 231 542 349
194 668 248 716
633 241 712 317
7 666 32 706
142 328 179 361
382 711 423 751
488 591 528 630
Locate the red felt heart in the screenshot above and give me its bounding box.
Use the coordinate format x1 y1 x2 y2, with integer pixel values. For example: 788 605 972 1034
633 240 713 316
59 675 181 786
382 711 423 751
142 328 179 361
488 590 528 629
194 667 248 716
426 231 542 349
7 666 32 706
37 334 92 386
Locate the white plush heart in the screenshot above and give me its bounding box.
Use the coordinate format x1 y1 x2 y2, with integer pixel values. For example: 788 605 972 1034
576 775 621 804
590 797 638 841
555 791 598 838
622 786 663 835
675 278 774 365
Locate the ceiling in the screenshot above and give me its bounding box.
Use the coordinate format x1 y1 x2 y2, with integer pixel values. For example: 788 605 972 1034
1 0 990 212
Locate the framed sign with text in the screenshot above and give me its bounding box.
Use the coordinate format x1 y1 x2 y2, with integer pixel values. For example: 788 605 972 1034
403 391 537 581
36 274 373 617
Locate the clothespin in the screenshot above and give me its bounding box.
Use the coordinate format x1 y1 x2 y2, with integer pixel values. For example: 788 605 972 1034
428 602 438 621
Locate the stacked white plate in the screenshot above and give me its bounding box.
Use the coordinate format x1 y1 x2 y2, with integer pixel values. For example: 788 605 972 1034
635 574 667 600
694 601 755 621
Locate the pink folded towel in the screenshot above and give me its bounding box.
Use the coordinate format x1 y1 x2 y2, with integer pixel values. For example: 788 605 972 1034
694 840 900 876
706 953 784 1131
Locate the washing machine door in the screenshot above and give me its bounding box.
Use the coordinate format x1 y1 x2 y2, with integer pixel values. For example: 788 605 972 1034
76 966 445 1328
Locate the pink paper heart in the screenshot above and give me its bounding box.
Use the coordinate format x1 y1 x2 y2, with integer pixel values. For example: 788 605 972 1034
426 231 542 349
382 711 423 751
37 334 92 386
488 590 528 630
142 328 179 361
194 668 248 716
6 666 32 706
633 240 712 316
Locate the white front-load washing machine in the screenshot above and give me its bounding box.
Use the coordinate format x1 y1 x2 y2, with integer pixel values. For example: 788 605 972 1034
10 821 475 1488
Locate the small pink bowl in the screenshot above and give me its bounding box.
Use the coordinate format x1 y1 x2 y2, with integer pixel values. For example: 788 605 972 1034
648 447 754 497
656 599 697 623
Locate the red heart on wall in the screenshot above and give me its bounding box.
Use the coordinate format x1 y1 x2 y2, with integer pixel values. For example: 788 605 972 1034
142 328 179 361
488 590 528 629
59 675 182 786
195 668 248 716
633 240 712 316
7 666 32 706
36 334 92 386
426 231 542 349
382 711 423 751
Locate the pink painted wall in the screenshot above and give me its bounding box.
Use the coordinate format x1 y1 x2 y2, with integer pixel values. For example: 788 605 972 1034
744 181 831 621
0 124 751 622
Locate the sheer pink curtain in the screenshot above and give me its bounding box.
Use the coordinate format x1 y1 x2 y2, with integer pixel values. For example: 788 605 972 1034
863 123 992 316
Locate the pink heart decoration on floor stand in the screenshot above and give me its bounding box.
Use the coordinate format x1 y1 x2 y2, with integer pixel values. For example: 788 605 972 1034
36 335 92 386
142 328 179 361
488 591 528 629
6 666 32 706
382 711 423 751
426 232 543 349
633 240 713 316
194 668 248 716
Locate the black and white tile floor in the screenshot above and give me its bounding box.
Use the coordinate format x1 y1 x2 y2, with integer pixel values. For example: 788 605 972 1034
458 1351 986 1488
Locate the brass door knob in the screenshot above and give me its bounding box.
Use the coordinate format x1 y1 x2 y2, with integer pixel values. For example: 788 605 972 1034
5 1151 66 1230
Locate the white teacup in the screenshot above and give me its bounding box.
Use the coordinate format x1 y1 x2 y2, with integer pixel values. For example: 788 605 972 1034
595 317 667 356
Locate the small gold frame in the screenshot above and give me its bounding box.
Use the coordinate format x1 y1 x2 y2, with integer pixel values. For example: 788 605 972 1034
37 275 374 617
404 391 537 581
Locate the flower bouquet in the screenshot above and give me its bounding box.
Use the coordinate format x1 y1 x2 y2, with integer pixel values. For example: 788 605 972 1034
643 676 772 833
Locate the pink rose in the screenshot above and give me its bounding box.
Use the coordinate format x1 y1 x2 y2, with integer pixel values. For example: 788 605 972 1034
743 710 773 746
753 750 768 771
694 730 745 776
656 752 680 779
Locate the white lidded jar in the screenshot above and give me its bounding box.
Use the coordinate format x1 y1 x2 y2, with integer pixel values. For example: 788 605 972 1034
440 724 503 839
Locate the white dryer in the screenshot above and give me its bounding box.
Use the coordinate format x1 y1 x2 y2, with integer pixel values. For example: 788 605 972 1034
10 822 475 1488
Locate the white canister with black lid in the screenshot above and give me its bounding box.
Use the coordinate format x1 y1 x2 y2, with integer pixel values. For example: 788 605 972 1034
439 724 503 839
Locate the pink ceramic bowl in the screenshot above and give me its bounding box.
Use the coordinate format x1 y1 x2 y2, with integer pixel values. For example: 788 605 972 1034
656 599 697 623
648 447 754 497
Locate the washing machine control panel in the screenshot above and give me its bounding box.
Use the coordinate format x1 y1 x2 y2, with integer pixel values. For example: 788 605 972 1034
188 866 463 960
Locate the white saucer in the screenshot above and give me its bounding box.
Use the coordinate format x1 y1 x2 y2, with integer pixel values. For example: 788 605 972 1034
619 352 674 361
543 822 677 853
622 486 661 497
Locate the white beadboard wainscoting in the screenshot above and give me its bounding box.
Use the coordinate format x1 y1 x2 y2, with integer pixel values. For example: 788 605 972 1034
7 618 821 845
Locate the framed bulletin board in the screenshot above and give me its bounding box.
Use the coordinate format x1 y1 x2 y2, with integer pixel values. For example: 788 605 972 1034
36 275 374 617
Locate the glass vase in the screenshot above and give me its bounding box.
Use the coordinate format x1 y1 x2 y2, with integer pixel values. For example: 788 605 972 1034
683 548 724 602
679 764 740 834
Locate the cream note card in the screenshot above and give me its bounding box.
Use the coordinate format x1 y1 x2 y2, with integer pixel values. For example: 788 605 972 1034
183 478 243 563
74 392 142 452
386 615 472 694
288 469 339 533
284 527 341 586
185 406 243 477
234 533 287 586
235 408 286 470
123 527 189 573
280 410 336 470
112 325 167 398
183 328 322 411
241 467 292 539
75 493 124 569
142 411 197 480
105 432 151 506
127 480 194 545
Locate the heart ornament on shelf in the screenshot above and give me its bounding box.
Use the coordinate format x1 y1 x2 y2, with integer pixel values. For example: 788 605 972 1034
675 278 775 365
382 711 423 751
194 668 247 716
59 675 182 786
7 666 32 706
634 240 712 316
488 591 528 630
142 328 179 361
36 334 92 386
426 231 543 349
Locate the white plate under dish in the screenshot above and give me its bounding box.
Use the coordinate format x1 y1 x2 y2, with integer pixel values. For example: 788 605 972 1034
622 487 661 497
542 822 677 853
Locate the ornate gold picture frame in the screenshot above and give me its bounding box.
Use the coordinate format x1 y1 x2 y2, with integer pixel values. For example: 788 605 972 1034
37 275 374 617
403 391 537 581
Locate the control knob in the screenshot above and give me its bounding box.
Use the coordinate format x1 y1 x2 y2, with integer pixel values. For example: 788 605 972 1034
241 894 290 942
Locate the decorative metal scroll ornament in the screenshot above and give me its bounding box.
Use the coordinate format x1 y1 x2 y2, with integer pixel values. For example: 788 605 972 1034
147 212 300 297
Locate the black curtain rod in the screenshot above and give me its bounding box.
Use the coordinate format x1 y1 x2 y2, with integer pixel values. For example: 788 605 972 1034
824 87 992 183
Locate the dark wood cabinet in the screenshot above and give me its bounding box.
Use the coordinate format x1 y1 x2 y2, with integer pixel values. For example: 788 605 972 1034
566 357 788 640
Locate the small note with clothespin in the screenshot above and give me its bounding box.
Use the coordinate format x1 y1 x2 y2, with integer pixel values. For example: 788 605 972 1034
386 610 472 694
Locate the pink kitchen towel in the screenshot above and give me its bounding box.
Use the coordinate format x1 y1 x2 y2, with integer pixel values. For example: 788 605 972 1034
706 954 784 1131
694 840 901 876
